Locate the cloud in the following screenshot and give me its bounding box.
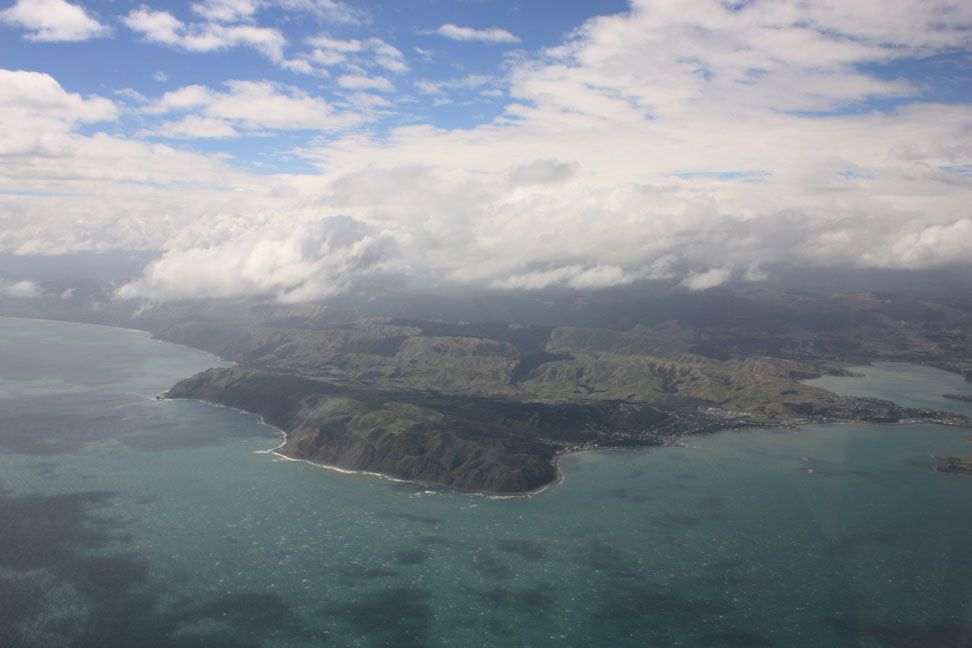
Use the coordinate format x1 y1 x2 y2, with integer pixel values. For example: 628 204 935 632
115 87 148 104
276 0 367 25
302 33 407 74
190 0 367 24
493 265 636 291
0 279 41 298
6 1 972 303
508 159 577 186
123 6 287 63
191 0 260 23
435 23 519 44
144 115 240 139
337 74 393 92
116 216 397 302
0 69 117 126
140 80 365 137
0 68 272 256
681 268 731 291
0 69 117 158
413 74 493 96
0 0 107 41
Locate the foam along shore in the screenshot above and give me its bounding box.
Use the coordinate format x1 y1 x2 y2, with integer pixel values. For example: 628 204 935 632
162 394 567 498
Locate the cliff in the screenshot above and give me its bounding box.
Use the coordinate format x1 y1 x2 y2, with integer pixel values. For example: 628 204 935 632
165 368 734 493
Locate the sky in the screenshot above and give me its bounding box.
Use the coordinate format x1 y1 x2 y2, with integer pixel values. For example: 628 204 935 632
1 0 971 302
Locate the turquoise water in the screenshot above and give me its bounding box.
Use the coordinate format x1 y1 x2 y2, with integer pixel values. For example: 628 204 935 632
808 362 972 414
1 317 971 647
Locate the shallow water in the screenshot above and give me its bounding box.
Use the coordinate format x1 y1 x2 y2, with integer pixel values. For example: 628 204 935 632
1 317 971 647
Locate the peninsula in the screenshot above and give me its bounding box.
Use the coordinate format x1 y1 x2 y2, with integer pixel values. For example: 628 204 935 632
5 284 972 493
152 288 972 493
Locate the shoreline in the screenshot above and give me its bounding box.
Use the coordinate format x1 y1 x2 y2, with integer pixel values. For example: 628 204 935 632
167 391 972 497
162 395 569 499
12 314 970 494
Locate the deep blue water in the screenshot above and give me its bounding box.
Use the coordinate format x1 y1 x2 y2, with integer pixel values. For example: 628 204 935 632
1 317 971 647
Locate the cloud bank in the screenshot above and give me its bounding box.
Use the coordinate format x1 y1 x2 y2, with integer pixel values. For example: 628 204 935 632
1 0 971 303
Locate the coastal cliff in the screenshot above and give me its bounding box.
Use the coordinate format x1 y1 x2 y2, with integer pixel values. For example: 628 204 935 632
165 368 735 493
165 366 972 493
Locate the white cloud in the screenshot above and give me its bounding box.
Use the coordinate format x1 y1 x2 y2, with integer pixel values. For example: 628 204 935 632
280 58 315 75
337 74 393 92
144 84 214 113
144 115 240 139
142 80 365 136
0 69 277 256
122 7 182 45
681 268 732 291
414 74 493 96
0 69 117 154
0 279 41 298
0 0 107 41
276 0 368 25
117 216 396 302
744 265 768 282
302 34 407 74
120 8 397 77
153 70 168 82
123 7 286 62
493 265 635 291
507 159 576 186
191 0 260 23
343 92 391 109
435 23 519 44
6 1 972 303
190 0 367 25
414 80 442 95
115 87 149 104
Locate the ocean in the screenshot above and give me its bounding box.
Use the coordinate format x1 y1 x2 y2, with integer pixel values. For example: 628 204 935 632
1 316 971 647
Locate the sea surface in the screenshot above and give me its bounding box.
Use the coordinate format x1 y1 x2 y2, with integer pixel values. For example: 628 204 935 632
1 317 971 648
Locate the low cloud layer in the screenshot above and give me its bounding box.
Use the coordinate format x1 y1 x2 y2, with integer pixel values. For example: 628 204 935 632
0 279 41 298
2 0 971 302
117 216 398 302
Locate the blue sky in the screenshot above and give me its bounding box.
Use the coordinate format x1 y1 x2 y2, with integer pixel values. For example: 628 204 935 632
1 0 630 172
1 0 968 174
1 0 970 301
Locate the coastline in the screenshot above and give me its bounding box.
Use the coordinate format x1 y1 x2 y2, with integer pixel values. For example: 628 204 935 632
159 385 972 497
162 395 569 498
12 314 970 495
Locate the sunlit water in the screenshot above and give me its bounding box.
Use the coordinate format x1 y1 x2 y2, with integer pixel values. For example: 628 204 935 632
1 317 971 647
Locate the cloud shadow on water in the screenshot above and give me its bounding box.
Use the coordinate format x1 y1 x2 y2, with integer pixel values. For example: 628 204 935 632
324 586 434 648
0 488 318 648
820 615 972 648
